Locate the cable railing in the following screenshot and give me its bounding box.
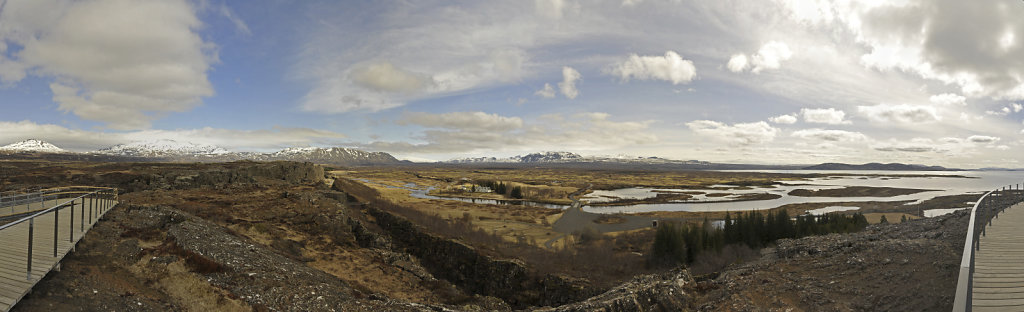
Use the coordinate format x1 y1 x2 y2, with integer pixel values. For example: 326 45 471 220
0 187 113 217
0 186 118 281
952 184 1024 312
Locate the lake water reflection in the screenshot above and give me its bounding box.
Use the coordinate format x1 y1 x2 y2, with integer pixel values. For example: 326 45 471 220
582 170 1023 214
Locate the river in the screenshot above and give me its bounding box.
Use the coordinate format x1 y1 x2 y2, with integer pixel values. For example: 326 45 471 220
358 170 1023 214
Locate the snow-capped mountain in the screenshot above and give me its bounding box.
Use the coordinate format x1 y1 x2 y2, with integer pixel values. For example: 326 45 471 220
0 138 400 166
97 139 229 157
446 151 711 166
447 151 583 163
91 141 399 165
447 156 507 163
0 139 67 153
514 151 583 163
261 147 399 165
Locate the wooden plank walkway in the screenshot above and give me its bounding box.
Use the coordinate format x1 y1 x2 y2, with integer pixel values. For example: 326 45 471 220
973 202 1024 311
0 197 115 312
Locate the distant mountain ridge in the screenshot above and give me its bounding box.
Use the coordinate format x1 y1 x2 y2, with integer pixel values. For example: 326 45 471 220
802 162 957 171
0 139 399 166
446 151 711 166
98 139 229 157
258 147 398 164
0 140 966 170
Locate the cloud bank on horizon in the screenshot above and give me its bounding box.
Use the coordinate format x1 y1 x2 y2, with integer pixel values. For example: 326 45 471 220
1 0 1024 167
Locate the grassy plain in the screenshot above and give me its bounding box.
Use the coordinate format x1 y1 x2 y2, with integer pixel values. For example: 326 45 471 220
331 167 813 249
336 166 982 243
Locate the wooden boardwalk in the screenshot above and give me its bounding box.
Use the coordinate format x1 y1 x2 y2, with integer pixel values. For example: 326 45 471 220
973 202 1024 311
0 197 115 312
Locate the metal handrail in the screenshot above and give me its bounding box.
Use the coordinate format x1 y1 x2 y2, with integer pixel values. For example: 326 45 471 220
0 186 118 281
0 186 113 215
953 184 1024 311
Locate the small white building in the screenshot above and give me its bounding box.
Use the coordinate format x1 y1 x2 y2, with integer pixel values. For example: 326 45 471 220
474 186 492 193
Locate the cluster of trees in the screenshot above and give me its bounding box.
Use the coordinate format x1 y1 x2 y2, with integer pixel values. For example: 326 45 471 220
653 210 869 265
476 180 524 199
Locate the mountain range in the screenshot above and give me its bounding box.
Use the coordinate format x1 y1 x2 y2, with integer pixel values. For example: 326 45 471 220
0 139 398 166
447 151 711 166
1 139 965 170
802 162 957 171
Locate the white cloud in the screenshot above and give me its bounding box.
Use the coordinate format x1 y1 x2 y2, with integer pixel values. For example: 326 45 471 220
996 103 1024 115
769 114 798 124
686 120 778 145
791 128 868 142
751 41 794 73
398 111 524 132
857 104 940 124
621 0 643 7
930 93 966 106
1 0 214 130
559 66 581 99
535 0 578 19
295 3 551 114
871 138 938 153
871 135 1003 158
968 135 999 144
217 2 251 36
0 120 347 152
778 0 1024 100
361 111 656 154
607 51 697 85
727 54 749 73
535 83 556 98
350 61 434 93
801 108 850 125
0 41 27 83
728 41 793 74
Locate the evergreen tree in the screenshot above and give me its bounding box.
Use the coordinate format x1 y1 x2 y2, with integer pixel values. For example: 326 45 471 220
723 212 734 244
652 222 686 265
879 215 889 224
510 186 523 199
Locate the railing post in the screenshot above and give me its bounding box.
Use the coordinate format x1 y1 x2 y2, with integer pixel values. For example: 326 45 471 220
88 196 93 224
27 218 34 281
53 208 59 257
70 199 75 242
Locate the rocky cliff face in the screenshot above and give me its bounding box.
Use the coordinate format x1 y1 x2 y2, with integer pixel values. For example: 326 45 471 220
361 202 598 309
541 269 695 312
696 211 968 311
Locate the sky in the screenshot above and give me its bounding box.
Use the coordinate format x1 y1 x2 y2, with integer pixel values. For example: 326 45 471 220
1 0 1024 167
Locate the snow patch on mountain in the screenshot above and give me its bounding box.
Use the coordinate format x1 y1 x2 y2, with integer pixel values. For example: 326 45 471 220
0 139 67 153
98 139 229 157
265 147 399 164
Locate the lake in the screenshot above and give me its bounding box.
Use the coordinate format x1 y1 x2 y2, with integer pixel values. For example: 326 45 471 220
582 170 1022 213
359 171 1023 214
